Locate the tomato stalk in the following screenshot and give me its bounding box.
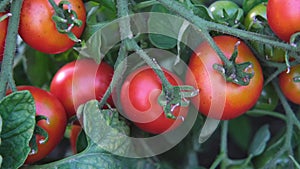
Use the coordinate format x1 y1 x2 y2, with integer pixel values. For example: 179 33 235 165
0 0 23 98
48 0 83 42
268 80 300 168
0 0 11 11
115 0 198 119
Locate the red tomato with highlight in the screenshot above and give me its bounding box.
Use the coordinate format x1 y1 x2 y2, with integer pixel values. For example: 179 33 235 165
0 12 9 61
186 35 263 120
8 86 67 164
279 65 300 105
19 0 86 54
50 59 114 118
120 66 188 134
267 0 300 42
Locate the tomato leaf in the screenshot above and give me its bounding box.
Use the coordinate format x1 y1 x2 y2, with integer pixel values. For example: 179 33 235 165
228 116 252 151
248 124 271 156
78 100 130 155
26 100 131 168
148 5 182 49
0 91 36 169
242 0 267 13
23 48 52 87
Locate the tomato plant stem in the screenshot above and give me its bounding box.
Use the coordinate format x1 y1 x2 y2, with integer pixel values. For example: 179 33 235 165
273 80 299 167
158 0 299 54
0 0 23 98
246 109 286 121
220 121 229 169
0 0 11 11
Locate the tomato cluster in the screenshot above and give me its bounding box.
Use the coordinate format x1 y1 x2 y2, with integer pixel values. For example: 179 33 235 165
2 0 300 167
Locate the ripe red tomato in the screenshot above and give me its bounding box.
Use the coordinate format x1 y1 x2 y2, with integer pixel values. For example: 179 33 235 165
279 65 300 105
120 66 188 134
186 35 263 120
267 0 300 42
7 86 67 164
0 12 9 61
19 0 86 54
50 59 114 118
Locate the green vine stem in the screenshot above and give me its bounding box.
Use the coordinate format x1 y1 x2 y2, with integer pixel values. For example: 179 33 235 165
210 121 229 169
271 80 300 167
0 0 23 99
110 0 198 118
0 0 11 12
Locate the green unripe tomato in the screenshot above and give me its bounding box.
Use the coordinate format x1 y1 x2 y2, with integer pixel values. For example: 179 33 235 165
208 0 244 27
244 3 267 31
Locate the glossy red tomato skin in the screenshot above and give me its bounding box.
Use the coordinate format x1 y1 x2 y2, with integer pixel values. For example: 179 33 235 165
186 35 263 120
0 12 8 61
19 0 86 54
267 0 300 42
8 86 67 164
50 59 114 118
120 66 188 134
279 65 300 105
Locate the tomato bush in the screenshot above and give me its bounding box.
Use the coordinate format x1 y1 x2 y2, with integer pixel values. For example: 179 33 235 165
1 0 300 168
19 0 86 54
186 35 263 120
120 66 188 134
7 86 67 164
50 58 114 118
267 0 300 42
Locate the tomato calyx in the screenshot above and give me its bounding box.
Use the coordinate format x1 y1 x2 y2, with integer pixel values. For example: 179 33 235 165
158 85 198 119
48 0 83 42
213 42 254 86
28 115 49 155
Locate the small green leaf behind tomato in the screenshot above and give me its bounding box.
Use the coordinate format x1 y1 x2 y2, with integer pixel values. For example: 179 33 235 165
254 84 279 111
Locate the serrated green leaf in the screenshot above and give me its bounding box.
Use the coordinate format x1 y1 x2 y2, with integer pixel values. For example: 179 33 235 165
28 145 125 169
26 100 131 169
0 91 36 169
24 49 52 87
78 100 130 155
148 5 183 49
193 5 213 21
249 124 270 156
